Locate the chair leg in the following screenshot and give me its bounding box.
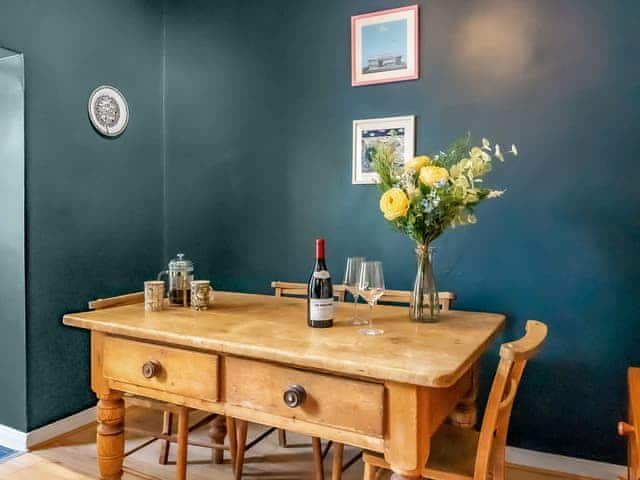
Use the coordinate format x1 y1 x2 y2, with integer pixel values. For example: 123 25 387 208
158 411 173 465
331 442 344 480
227 416 237 471
175 407 189 480
278 429 288 447
312 437 324 480
234 420 249 480
363 461 377 480
209 415 227 464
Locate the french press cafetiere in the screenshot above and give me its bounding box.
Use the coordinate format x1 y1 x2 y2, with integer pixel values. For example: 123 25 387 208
157 253 194 306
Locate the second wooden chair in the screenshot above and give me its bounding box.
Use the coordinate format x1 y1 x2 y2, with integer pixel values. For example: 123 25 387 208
362 320 548 480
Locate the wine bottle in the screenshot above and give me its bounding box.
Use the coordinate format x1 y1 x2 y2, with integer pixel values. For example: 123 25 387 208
307 238 334 328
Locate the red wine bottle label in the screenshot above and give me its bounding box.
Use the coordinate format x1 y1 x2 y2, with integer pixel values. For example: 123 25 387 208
309 298 334 321
313 270 331 280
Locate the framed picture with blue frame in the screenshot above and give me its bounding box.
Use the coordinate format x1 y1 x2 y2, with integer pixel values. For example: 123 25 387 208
352 115 415 185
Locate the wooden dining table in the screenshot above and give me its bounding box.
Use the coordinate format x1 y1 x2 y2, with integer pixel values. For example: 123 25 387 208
63 291 505 480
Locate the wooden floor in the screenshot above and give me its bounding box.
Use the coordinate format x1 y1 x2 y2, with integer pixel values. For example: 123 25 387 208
0 407 580 480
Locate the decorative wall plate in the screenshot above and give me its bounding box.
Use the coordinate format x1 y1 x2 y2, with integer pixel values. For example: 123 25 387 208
88 85 129 137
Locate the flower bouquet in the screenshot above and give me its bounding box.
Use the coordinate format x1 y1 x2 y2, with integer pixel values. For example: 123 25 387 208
373 134 517 322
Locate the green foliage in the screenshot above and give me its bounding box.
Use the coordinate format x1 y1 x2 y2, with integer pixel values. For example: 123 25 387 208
371 141 396 192
373 134 516 246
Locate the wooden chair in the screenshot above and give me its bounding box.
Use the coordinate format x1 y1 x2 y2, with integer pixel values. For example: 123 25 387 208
379 289 456 311
362 320 547 480
619 367 640 480
272 280 346 302
89 292 235 480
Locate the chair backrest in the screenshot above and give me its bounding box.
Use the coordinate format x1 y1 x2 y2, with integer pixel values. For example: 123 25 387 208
473 320 548 480
89 291 145 310
271 281 346 302
620 367 640 480
378 289 456 311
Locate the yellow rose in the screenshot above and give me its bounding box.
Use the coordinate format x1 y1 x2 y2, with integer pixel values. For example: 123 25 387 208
379 188 410 221
419 166 449 187
404 155 432 172
470 147 483 158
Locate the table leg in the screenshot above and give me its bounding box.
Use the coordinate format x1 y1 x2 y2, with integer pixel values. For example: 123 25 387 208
209 414 227 464
96 392 125 480
449 362 479 429
384 382 430 480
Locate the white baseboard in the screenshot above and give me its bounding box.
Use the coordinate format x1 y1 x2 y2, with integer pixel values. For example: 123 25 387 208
0 410 628 480
0 424 27 451
507 446 626 479
0 405 97 451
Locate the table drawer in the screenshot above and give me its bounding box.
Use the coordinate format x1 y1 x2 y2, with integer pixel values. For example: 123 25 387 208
103 336 219 402
225 357 384 437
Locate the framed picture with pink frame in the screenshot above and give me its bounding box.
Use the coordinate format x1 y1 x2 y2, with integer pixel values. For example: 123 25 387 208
351 5 419 87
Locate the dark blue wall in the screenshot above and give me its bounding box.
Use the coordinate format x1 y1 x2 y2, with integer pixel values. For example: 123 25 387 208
165 0 640 464
0 0 164 430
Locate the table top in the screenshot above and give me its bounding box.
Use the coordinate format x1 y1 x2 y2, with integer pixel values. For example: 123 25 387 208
63 291 505 388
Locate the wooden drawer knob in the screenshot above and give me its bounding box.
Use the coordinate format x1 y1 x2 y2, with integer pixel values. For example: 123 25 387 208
142 360 161 379
618 421 634 436
283 385 306 408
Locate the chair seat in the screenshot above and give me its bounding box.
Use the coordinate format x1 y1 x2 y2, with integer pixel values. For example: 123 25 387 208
364 424 478 480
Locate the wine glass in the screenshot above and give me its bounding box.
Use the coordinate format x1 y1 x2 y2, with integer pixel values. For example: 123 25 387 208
343 257 366 325
358 261 385 336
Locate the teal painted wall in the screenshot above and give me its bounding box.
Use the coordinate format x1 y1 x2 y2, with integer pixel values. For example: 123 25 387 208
0 0 637 464
0 0 164 430
0 50 26 431
164 0 640 464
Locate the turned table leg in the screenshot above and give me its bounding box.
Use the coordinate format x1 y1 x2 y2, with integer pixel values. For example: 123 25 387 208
449 362 480 428
97 392 125 480
209 414 227 464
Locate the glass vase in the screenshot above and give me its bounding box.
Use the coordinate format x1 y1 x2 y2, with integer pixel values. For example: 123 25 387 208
409 244 440 323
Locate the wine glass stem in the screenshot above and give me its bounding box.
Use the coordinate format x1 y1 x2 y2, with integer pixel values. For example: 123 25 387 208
368 302 374 328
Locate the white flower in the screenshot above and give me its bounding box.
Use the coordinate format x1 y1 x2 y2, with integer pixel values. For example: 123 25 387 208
482 138 492 151
487 189 506 199
510 144 518 156
494 144 504 162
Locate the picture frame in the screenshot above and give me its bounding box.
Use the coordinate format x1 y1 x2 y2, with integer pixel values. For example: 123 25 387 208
351 5 419 87
352 115 415 185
